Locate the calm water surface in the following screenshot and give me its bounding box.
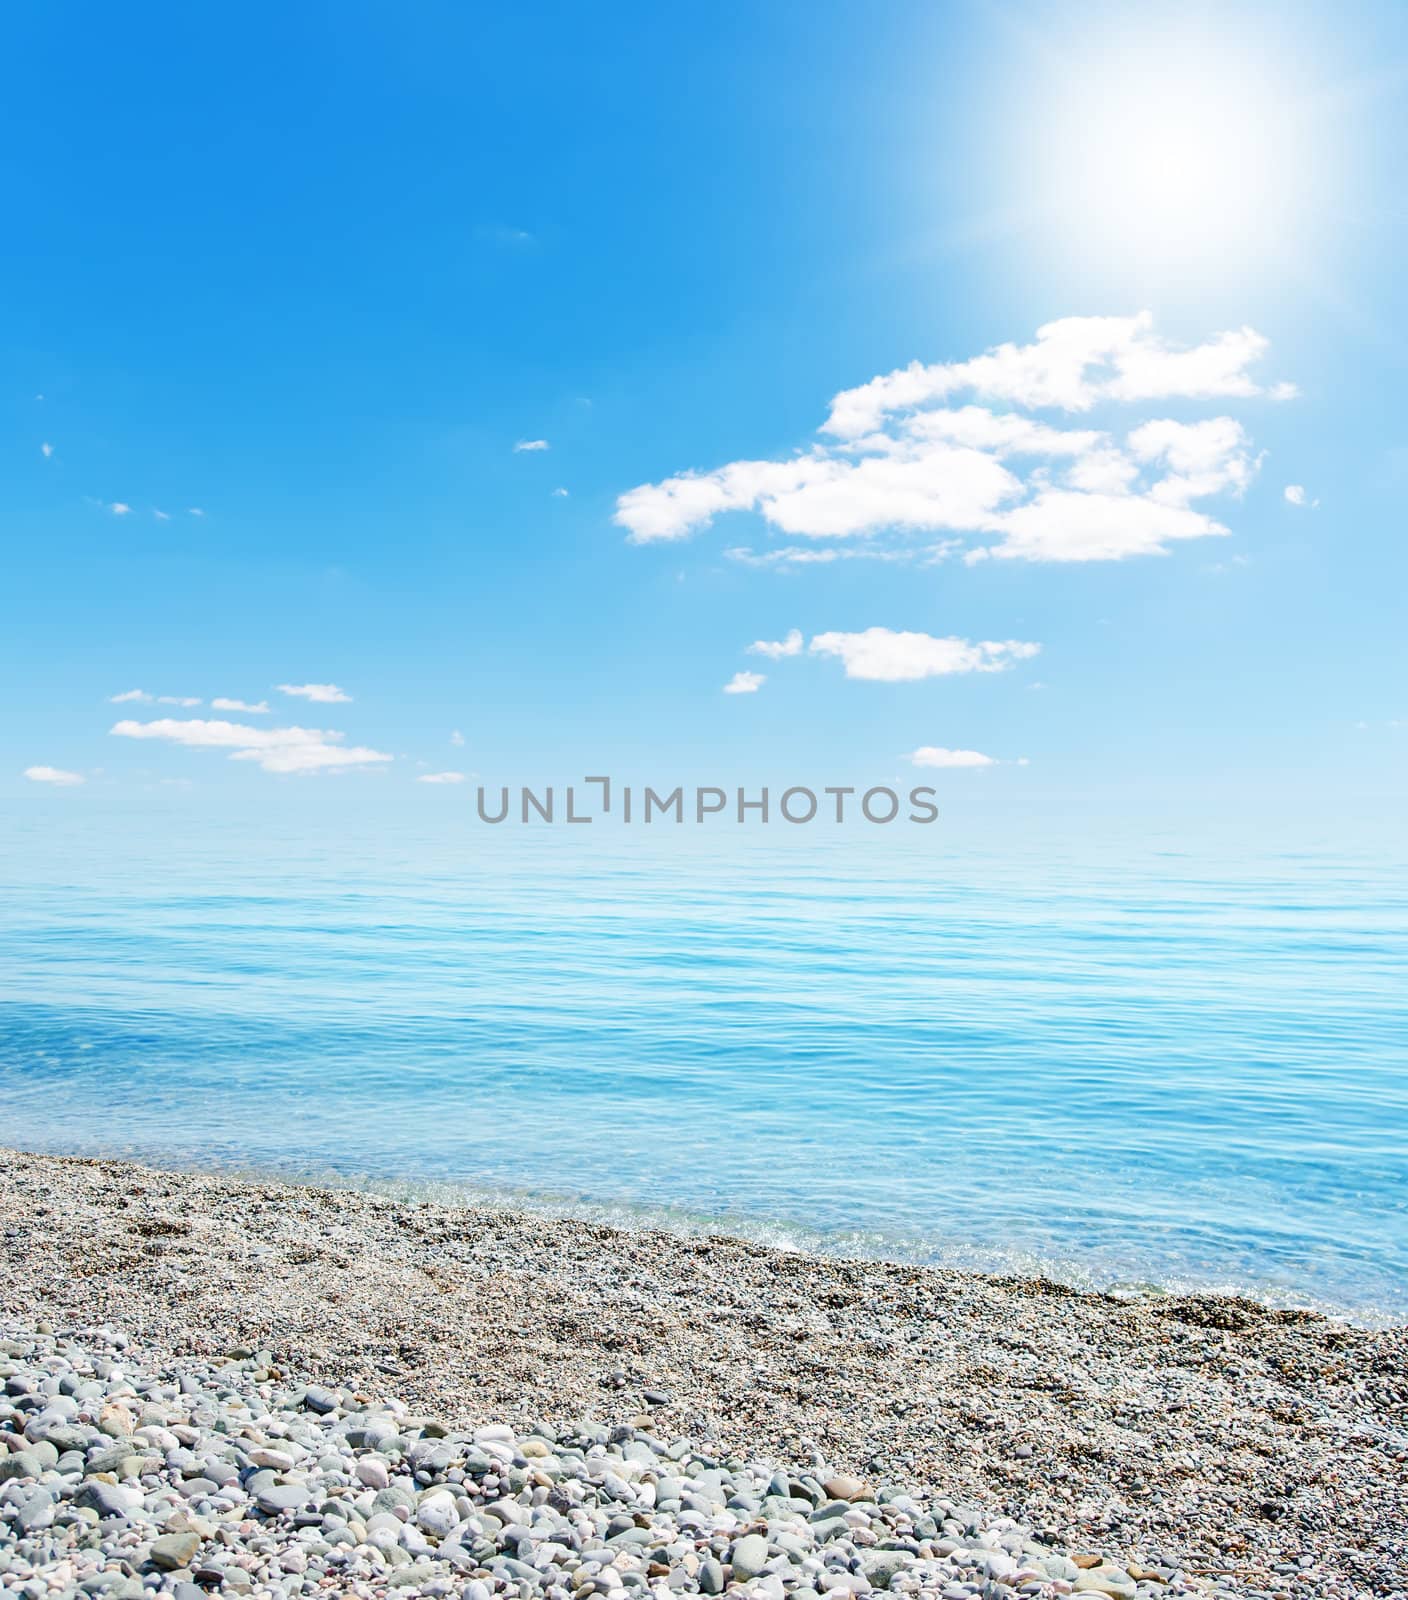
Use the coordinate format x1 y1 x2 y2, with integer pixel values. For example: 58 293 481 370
2 816 1404 1323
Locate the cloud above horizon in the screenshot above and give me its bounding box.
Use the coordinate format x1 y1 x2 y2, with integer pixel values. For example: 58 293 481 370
278 683 352 704
111 717 390 775
723 670 766 694
211 697 271 713
747 629 804 659
615 314 1288 563
24 765 85 786
109 689 202 707
808 629 1039 682
905 746 998 769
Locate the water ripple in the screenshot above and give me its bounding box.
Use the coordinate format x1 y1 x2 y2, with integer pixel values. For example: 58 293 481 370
1 820 1404 1323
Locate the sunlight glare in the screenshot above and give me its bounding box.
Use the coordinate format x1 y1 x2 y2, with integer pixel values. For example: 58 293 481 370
1025 34 1321 274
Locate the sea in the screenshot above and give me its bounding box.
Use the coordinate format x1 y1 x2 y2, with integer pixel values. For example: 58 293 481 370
2 810 1404 1325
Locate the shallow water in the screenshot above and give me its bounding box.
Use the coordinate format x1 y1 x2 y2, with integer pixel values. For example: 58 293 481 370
2 815 1405 1323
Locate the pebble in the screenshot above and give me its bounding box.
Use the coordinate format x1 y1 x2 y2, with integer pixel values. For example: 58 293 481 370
149 1531 201 1569
824 1474 874 1502
731 1532 771 1580
0 1319 1241 1600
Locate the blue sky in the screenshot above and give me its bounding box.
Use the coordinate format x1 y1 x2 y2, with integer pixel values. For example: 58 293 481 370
5 0 1407 835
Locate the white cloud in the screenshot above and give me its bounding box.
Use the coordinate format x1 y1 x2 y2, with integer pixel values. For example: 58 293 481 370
110 502 133 517
723 671 766 694
616 449 1020 544
901 406 1103 458
1283 483 1318 507
971 490 1226 564
514 439 550 452
232 742 390 775
552 487 569 497
24 765 85 786
153 508 171 520
113 718 329 750
418 771 467 784
724 544 929 567
727 546 840 567
906 747 998 769
450 730 465 746
748 629 803 659
112 690 204 707
278 683 352 703
808 629 1039 682
1127 417 1256 505
824 314 1282 437
41 442 53 459
211 697 270 713
110 717 392 776
188 507 205 517
616 315 1286 563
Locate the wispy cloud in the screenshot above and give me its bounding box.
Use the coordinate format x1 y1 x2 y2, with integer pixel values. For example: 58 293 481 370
1284 483 1319 507
111 717 391 776
513 439 550 453
616 314 1286 563
109 502 133 517
552 486 569 497
747 629 804 659
111 689 201 706
418 771 466 784
450 730 465 747
211 697 270 714
725 544 930 568
723 671 766 694
476 223 536 248
24 765 85 786
188 507 205 518
41 442 53 459
278 683 352 704
809 630 1040 682
153 508 171 521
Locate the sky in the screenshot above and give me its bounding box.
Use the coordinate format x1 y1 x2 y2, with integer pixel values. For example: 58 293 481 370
5 0 1408 842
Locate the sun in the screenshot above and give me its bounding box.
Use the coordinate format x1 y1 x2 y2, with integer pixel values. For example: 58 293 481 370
1007 25 1328 278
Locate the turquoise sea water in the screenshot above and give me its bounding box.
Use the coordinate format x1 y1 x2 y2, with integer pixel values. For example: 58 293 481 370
1 814 1405 1324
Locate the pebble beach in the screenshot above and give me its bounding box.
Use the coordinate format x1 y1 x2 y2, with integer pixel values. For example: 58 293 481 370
1 1150 1403 1600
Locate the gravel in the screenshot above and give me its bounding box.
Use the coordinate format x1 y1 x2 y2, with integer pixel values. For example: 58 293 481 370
1 1148 1404 1600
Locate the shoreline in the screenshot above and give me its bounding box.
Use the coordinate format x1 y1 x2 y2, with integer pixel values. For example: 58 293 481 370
1 1148 1404 1596
6 1140 1393 1331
